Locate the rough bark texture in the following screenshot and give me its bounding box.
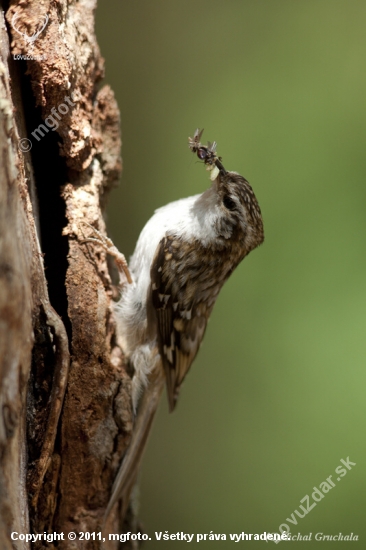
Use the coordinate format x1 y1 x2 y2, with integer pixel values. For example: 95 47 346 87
1 1 135 548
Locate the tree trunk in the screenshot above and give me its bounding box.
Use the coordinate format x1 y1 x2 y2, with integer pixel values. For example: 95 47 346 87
0 1 135 547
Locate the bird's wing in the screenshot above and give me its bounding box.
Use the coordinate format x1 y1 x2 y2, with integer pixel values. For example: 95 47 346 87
150 235 214 411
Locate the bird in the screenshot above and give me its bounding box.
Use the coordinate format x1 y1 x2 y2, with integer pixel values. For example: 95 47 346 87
99 129 264 521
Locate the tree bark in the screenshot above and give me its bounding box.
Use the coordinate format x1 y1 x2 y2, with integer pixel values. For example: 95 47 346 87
0 1 135 547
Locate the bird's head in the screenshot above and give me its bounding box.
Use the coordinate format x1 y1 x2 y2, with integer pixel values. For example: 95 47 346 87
189 129 264 255
213 170 264 253
192 169 264 258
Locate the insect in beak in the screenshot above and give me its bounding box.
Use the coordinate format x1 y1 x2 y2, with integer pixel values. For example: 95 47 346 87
188 128 227 180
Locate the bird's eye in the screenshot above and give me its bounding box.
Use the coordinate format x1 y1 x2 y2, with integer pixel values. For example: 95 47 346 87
197 147 207 160
223 195 236 211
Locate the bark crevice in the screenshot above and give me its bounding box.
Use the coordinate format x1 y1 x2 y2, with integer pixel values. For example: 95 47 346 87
0 1 137 547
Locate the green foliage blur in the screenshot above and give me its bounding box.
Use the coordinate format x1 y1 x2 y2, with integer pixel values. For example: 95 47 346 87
96 1 366 546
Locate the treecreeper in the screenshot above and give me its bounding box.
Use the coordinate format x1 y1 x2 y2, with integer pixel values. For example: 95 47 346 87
81 129 264 522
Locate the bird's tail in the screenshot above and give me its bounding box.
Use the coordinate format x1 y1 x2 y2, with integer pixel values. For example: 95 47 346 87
103 366 165 524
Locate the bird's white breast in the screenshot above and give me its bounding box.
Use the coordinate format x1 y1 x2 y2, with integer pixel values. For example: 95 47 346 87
116 187 222 357
130 188 220 281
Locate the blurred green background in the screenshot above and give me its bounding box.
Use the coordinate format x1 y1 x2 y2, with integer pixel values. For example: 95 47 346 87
96 1 366 547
